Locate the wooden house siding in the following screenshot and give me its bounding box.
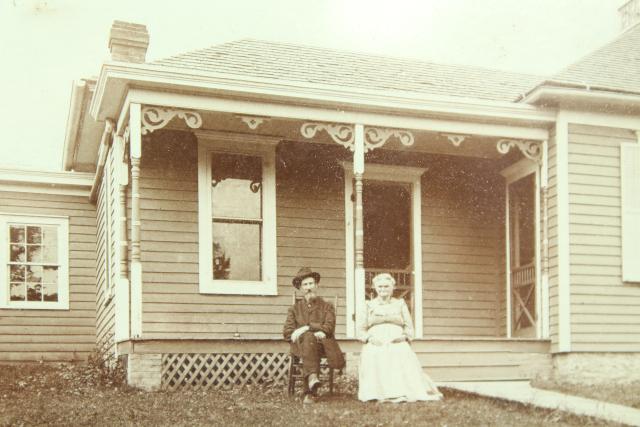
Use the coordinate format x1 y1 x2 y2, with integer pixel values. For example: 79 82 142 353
137 136 508 341
94 146 120 358
567 123 640 351
0 191 97 361
138 136 348 339
421 162 504 337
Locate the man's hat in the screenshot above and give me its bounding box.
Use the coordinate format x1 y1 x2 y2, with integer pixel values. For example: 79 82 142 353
292 267 321 289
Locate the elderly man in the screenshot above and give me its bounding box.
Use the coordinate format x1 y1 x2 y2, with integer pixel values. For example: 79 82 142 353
283 267 345 403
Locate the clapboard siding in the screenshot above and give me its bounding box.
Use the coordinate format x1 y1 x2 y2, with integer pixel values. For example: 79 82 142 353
567 124 640 351
138 134 347 339
138 135 512 340
0 190 97 362
94 144 119 359
422 162 503 337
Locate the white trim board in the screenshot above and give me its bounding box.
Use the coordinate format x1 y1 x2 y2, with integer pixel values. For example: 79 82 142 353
555 112 571 353
116 89 550 141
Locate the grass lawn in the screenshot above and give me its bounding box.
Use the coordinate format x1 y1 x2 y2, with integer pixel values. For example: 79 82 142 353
0 363 623 426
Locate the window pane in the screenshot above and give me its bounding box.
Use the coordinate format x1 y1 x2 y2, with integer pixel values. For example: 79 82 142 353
27 226 42 244
43 266 58 283
42 226 58 263
10 226 25 243
27 245 43 262
211 153 262 219
10 283 25 301
27 266 42 283
10 265 25 282
27 283 42 301
212 222 261 281
43 282 58 302
10 245 26 262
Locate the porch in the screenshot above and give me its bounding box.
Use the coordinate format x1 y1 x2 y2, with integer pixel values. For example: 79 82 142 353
94 93 552 387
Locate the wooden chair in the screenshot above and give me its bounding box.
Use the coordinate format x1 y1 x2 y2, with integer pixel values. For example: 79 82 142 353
287 294 339 397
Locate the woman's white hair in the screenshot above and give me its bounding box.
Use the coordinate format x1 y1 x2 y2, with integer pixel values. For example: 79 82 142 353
372 272 396 287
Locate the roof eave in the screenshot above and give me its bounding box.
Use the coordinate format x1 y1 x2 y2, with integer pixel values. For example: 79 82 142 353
521 83 640 111
90 61 556 128
61 80 88 171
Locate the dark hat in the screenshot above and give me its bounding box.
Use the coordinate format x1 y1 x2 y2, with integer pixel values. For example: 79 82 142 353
292 267 321 289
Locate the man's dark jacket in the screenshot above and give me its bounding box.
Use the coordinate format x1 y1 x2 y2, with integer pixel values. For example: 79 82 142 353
283 297 345 369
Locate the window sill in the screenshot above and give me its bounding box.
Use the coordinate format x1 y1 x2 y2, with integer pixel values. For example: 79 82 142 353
0 302 69 310
199 280 277 296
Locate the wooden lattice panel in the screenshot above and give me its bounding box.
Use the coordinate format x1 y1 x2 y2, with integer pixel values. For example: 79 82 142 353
161 353 290 390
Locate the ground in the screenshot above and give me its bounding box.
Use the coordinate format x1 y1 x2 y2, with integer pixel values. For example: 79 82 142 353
0 362 626 426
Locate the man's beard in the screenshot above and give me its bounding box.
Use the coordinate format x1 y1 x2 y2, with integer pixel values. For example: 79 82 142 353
304 290 316 301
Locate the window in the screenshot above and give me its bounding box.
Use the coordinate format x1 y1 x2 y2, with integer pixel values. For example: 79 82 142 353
197 134 277 295
0 215 69 309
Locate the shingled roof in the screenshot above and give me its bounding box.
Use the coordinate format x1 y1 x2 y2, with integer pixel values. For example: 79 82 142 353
153 39 544 103
550 22 640 94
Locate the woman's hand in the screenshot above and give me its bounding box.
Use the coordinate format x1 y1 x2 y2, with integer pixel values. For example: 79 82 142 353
367 337 384 346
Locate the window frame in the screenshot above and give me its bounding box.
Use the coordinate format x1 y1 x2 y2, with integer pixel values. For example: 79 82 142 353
0 213 70 310
197 132 278 295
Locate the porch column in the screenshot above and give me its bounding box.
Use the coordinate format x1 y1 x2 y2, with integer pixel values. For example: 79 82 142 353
114 132 130 342
353 124 366 331
129 103 143 338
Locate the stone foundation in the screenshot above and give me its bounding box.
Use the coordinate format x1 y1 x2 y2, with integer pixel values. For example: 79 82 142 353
552 353 640 384
126 353 162 391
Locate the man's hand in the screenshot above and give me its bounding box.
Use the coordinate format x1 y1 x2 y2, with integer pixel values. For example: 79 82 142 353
314 331 326 341
291 326 310 343
391 335 408 344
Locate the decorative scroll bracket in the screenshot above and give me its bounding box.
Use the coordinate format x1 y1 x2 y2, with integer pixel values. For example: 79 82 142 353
237 115 269 130
300 122 414 153
443 133 466 147
301 122 355 150
364 127 414 152
141 106 203 135
497 139 542 163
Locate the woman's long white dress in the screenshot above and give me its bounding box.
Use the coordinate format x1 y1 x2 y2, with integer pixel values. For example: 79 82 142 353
358 297 442 402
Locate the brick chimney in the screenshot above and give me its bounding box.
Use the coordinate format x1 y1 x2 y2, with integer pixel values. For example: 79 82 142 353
619 0 640 30
108 21 149 63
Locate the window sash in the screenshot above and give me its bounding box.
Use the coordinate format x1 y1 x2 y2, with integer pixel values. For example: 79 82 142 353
197 135 278 296
0 214 69 310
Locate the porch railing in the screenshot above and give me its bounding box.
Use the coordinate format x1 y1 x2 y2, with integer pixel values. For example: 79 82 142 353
365 268 413 312
511 262 536 329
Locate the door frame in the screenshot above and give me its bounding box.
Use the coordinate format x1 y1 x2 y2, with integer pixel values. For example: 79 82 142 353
501 158 544 339
343 162 427 338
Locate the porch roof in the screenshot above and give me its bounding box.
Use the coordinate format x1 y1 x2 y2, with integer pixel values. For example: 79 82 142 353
152 39 545 103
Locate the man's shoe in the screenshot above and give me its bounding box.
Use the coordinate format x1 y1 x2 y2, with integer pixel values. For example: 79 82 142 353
303 394 316 404
308 373 321 395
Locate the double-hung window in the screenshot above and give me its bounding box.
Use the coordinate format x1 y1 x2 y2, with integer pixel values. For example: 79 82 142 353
0 214 69 309
197 133 277 295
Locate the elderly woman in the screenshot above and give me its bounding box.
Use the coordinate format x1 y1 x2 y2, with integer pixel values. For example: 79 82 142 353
358 273 442 402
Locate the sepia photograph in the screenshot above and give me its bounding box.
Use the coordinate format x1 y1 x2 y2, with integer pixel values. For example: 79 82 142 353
0 0 639 425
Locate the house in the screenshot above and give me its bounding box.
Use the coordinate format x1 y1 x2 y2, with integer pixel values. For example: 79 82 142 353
1 3 639 390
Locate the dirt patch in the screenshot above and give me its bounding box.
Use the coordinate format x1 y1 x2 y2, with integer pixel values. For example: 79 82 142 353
0 364 623 426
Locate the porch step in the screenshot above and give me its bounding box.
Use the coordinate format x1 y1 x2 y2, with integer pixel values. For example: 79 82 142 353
413 339 552 382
